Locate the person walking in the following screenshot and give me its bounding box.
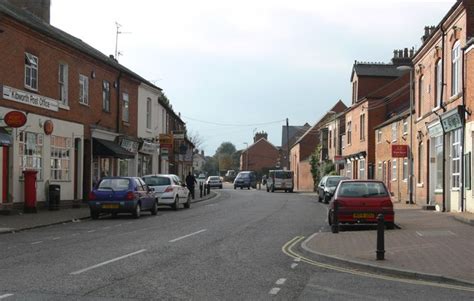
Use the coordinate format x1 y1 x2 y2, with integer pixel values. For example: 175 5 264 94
186 172 197 199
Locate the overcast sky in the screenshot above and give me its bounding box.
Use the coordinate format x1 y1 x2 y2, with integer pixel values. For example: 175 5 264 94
51 0 454 155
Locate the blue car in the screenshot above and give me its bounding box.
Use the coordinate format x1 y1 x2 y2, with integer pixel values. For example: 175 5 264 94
88 177 158 219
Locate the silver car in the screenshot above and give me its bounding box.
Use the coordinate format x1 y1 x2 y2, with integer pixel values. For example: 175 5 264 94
142 174 191 210
206 176 223 189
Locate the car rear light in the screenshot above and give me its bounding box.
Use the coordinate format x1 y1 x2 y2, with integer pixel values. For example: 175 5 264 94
88 192 96 201
164 186 174 193
382 199 393 210
126 191 135 200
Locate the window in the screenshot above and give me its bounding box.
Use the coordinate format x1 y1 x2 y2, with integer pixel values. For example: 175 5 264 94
377 162 383 181
329 130 332 149
435 59 442 107
122 93 129 122
452 41 461 96
146 98 152 130
359 159 366 180
79 74 89 105
58 63 68 105
341 135 345 149
360 114 365 141
346 161 352 179
352 81 358 103
392 159 397 181
347 121 352 145
403 119 408 135
19 132 43 180
451 129 461 189
418 142 423 184
102 80 110 112
418 76 424 117
377 129 382 143
119 159 129 176
25 53 38 90
51 136 71 181
391 123 397 142
403 158 408 181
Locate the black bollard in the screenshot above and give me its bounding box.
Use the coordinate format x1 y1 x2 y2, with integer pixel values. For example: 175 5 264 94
331 201 339 234
207 183 211 195
199 183 203 198
376 214 385 260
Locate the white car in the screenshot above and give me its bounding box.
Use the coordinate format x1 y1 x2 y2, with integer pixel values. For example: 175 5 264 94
206 176 223 189
142 174 191 210
197 174 207 187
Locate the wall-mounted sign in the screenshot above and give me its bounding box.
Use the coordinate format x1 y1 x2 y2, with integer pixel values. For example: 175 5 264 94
140 141 159 155
173 133 185 140
43 120 54 135
4 111 27 128
159 134 173 149
161 148 169 160
334 155 345 164
119 138 139 153
427 121 443 137
392 144 408 158
441 107 463 133
2 85 59 111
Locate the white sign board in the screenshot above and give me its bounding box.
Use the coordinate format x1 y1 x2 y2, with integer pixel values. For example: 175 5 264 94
2 85 59 111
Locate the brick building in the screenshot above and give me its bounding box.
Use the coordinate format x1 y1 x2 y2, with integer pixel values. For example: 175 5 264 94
280 123 311 169
240 132 279 174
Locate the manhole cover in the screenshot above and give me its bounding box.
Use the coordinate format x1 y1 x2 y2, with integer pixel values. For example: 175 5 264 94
416 230 456 237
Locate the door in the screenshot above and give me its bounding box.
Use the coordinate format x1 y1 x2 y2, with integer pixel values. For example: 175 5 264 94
135 178 149 209
387 161 392 192
74 138 80 200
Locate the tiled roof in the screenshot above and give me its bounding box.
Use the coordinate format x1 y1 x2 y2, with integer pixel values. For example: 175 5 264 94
352 63 403 79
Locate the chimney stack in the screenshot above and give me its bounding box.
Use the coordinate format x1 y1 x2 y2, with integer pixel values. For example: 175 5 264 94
253 131 268 143
7 0 51 23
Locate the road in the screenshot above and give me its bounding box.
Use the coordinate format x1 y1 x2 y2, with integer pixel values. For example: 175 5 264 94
0 184 472 300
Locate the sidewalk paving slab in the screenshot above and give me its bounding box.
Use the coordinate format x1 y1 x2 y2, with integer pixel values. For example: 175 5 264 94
302 203 474 285
0 191 217 234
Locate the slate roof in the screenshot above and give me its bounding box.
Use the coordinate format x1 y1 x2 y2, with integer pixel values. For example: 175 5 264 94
281 124 310 147
351 63 404 81
0 0 160 91
374 107 411 130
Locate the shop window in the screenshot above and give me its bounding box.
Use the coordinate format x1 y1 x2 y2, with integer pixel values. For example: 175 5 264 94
51 136 72 181
19 132 43 180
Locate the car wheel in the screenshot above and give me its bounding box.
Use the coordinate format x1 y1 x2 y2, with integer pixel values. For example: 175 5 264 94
172 197 179 210
234 186 237 189
150 200 158 215
220 185 223 189
266 186 269 192
386 222 395 230
328 210 333 226
248 186 250 190
240 187 243 189
184 194 191 209
324 194 330 204
132 203 141 219
289 188 293 193
318 193 322 202
90 210 99 220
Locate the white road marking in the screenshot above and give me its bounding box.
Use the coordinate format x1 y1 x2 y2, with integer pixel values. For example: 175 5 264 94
269 288 281 295
52 237 61 240
87 230 96 233
102 227 111 230
114 224 123 227
0 294 14 299
169 229 207 243
275 278 286 285
31 241 43 245
291 263 298 269
294 257 301 262
70 249 147 275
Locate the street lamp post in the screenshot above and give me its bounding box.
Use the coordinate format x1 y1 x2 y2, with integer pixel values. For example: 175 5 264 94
397 65 414 204
243 142 249 170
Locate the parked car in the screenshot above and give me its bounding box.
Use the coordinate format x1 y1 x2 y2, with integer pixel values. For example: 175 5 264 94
317 175 349 203
328 180 395 232
224 170 237 182
266 170 294 192
142 174 191 210
233 171 257 189
88 177 158 219
197 173 207 187
206 176 223 189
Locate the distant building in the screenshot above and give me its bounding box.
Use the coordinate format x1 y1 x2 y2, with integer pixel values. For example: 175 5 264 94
280 124 311 169
240 132 279 175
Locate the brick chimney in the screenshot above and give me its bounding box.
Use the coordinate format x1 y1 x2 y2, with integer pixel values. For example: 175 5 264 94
254 131 268 143
391 47 414 66
7 0 51 23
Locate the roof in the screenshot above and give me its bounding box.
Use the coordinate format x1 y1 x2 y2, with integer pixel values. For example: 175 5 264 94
351 63 404 81
0 0 162 91
243 138 279 153
281 124 311 147
374 107 411 130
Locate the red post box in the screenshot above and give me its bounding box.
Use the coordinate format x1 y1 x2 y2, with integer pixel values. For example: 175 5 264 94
23 170 38 213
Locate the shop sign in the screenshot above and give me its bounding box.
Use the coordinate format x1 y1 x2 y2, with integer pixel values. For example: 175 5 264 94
392 144 408 158
441 107 462 133
173 133 185 140
334 155 345 164
140 141 158 154
159 134 173 149
427 122 443 137
2 85 59 111
120 138 139 153
43 120 54 135
3 111 27 128
161 148 169 160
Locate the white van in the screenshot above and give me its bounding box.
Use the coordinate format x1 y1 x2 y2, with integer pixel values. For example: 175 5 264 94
266 170 294 192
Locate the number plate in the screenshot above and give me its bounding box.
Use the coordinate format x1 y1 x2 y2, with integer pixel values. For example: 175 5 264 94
353 213 375 219
102 204 119 209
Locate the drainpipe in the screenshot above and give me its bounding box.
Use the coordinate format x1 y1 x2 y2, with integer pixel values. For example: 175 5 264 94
440 25 447 212
461 41 467 212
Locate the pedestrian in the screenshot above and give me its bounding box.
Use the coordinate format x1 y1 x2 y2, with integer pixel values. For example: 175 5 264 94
186 172 197 199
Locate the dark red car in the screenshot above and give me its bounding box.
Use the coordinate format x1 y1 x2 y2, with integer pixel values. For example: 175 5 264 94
328 180 395 231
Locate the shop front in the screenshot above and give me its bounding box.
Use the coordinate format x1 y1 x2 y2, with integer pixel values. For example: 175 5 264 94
138 140 159 177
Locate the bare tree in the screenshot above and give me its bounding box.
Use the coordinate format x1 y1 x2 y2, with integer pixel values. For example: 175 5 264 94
187 130 204 150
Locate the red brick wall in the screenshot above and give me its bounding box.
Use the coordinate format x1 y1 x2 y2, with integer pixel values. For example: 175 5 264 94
241 139 279 172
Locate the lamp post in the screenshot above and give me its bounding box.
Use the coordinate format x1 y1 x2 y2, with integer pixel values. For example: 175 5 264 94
397 65 414 204
243 142 249 170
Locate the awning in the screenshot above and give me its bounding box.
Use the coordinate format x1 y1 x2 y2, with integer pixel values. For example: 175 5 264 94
93 138 135 159
0 128 12 146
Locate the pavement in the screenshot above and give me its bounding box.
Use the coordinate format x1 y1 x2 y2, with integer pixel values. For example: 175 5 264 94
301 198 474 286
0 190 218 234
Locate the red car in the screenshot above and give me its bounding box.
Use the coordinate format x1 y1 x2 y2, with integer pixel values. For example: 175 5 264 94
328 180 395 231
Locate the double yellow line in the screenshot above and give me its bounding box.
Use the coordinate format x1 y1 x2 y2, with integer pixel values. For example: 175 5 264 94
282 236 474 292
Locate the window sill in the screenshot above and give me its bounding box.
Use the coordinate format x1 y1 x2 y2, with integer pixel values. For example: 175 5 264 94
451 187 460 191
122 121 130 127
146 129 153 133
392 179 397 182
59 103 70 110
24 86 38 93
449 93 462 102
434 189 443 194
417 183 424 188
79 102 90 107
432 106 441 113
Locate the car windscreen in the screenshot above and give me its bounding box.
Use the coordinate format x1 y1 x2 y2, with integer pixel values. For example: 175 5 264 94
274 171 292 179
236 173 249 179
209 177 220 180
98 178 130 191
326 177 345 187
143 176 171 186
337 182 388 197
